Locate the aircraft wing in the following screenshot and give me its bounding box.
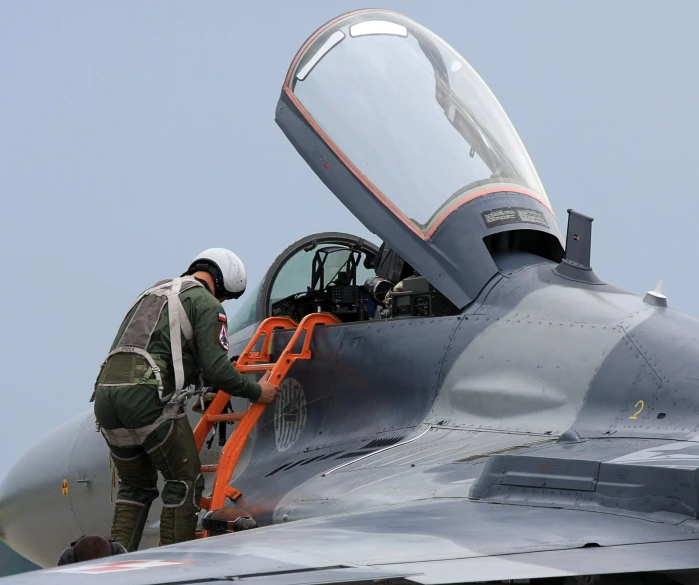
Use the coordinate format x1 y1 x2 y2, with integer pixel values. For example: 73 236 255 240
5 497 699 584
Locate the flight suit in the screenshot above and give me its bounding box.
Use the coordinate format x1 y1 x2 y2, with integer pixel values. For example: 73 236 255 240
93 277 261 552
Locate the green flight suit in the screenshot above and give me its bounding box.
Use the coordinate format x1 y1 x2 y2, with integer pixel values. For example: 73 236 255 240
93 277 261 551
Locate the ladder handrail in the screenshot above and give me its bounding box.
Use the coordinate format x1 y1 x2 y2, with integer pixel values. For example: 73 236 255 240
208 312 340 512
192 316 298 451
193 312 341 525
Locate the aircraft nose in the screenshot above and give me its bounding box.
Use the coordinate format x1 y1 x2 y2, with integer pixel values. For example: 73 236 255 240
0 412 91 568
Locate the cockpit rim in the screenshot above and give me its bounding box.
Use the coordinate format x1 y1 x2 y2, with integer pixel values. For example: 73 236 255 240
260 231 380 320
228 231 380 347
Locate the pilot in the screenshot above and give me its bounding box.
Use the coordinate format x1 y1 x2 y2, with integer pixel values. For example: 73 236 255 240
366 243 416 317
91 248 281 552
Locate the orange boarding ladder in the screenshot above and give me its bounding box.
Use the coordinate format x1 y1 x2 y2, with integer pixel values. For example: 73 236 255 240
192 312 341 529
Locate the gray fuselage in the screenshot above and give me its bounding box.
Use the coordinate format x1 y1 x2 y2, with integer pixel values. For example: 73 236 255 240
1 250 696 568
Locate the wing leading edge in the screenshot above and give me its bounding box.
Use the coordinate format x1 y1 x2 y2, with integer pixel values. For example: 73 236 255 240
4 497 699 584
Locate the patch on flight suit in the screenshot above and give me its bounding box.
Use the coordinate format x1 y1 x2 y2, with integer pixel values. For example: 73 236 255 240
218 313 227 323
219 324 230 351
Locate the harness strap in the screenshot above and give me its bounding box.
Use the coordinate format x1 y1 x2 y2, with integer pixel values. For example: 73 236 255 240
167 278 186 399
123 279 172 317
146 276 199 403
100 402 184 447
103 346 164 393
93 276 204 405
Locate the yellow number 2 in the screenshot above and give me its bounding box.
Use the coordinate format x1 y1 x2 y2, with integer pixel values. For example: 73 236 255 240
629 400 645 420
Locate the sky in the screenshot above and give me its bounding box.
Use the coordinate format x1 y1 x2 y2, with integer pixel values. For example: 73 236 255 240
1 0 699 479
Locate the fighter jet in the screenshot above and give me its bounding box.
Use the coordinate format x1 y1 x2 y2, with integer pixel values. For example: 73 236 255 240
2 8 699 584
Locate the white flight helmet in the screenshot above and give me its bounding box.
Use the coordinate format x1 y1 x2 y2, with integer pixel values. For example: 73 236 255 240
185 248 247 300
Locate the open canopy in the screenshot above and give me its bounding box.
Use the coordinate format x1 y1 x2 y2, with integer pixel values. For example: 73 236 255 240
276 10 562 308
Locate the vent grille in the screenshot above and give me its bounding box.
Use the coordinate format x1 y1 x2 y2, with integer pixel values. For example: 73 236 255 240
283 459 307 471
362 436 405 450
317 451 344 461
264 463 294 478
300 455 327 466
263 451 345 477
335 451 372 459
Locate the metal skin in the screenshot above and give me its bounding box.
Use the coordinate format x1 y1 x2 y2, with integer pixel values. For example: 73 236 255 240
4 9 699 585
4 250 699 583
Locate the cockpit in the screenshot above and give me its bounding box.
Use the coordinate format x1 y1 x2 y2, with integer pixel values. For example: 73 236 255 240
232 9 566 345
228 233 460 344
269 237 378 323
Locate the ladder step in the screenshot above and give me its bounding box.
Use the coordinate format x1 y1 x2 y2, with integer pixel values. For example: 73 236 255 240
205 413 245 423
237 363 275 372
225 486 242 501
200 464 218 473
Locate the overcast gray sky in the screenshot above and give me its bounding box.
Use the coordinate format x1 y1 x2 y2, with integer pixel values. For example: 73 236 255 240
2 0 698 478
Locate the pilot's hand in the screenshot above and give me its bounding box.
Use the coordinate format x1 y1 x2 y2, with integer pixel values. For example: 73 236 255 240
256 371 280 404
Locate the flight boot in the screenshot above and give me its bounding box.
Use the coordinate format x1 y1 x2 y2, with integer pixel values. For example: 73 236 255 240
111 501 150 552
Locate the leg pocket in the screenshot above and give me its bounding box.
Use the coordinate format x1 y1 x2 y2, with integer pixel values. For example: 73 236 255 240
110 446 159 506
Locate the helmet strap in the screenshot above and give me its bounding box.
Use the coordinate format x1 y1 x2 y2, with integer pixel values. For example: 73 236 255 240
186 261 226 298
